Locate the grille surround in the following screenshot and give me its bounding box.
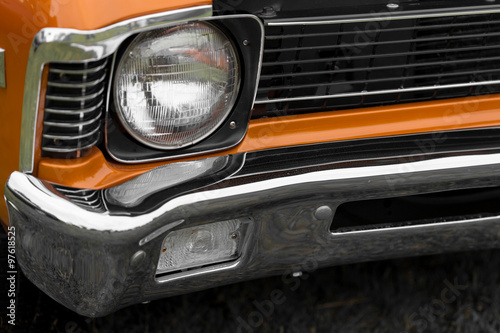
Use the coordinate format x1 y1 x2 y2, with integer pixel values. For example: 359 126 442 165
254 10 500 118
41 58 109 158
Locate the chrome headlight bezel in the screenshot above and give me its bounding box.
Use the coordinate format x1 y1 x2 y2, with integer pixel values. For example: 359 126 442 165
106 15 264 163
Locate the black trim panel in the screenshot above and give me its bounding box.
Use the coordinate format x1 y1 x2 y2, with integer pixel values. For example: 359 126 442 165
214 0 500 21
237 127 500 176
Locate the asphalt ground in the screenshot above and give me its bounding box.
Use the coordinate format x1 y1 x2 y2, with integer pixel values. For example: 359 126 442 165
2 247 500 332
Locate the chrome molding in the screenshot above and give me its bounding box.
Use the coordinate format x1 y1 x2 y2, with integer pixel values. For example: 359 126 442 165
0 48 5 88
254 80 500 104
46 74 106 88
11 150 500 233
43 114 101 128
42 58 109 155
42 125 101 140
53 185 105 211
19 5 213 173
45 87 105 102
267 6 500 25
45 99 104 115
41 137 100 153
49 62 109 74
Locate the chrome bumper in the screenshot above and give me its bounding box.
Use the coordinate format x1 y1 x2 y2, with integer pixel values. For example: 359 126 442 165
6 132 500 317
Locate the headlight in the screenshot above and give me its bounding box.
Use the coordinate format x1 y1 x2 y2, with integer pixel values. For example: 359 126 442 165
114 22 240 150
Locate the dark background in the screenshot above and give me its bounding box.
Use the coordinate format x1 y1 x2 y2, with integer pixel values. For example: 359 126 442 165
3 247 500 332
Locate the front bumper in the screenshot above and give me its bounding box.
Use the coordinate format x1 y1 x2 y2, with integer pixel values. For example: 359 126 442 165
6 130 500 317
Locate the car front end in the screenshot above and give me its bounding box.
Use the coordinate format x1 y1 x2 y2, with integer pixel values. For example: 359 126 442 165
3 0 500 317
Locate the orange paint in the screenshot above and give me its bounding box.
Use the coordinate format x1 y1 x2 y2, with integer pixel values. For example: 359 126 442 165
0 0 210 33
0 0 211 226
38 94 500 189
38 147 156 188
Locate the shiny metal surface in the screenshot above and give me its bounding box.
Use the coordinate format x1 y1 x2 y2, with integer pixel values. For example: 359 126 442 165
45 100 104 115
46 87 105 102
43 125 101 140
42 58 108 155
46 74 106 88
41 137 101 153
49 62 109 74
6 145 500 316
0 48 4 88
254 80 500 104
53 185 105 211
43 113 102 128
267 7 500 25
19 5 213 173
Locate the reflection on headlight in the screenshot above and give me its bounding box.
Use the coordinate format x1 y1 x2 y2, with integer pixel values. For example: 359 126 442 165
114 22 240 149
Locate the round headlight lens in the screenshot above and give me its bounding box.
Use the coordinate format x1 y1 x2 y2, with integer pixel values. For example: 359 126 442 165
114 22 240 149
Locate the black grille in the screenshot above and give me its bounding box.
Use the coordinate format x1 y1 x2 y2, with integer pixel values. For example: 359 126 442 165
42 58 109 158
254 12 500 118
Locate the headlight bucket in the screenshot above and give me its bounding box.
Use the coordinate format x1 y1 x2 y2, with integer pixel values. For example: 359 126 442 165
114 22 240 150
107 16 264 163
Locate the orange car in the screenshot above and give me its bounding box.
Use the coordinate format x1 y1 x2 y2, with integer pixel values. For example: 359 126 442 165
3 0 500 317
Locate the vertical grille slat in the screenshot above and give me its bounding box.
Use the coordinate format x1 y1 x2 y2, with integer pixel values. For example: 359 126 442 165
42 58 110 158
255 11 500 118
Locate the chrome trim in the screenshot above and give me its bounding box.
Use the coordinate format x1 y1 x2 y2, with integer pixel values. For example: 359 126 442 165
49 61 109 75
19 5 213 173
0 48 5 88
12 150 500 233
105 52 118 138
42 124 101 140
254 80 500 104
47 74 106 88
267 7 500 26
45 99 104 115
55 187 96 194
41 135 100 153
7 146 500 316
64 193 98 200
43 113 101 127
53 186 104 208
45 87 105 101
70 197 101 206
